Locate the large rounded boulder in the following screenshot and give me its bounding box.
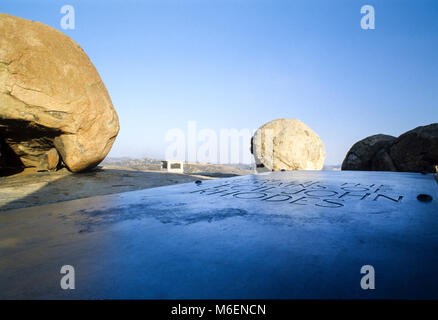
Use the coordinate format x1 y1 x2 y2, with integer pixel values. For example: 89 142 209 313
389 124 438 173
341 134 396 171
251 118 326 171
0 14 119 173
342 124 438 173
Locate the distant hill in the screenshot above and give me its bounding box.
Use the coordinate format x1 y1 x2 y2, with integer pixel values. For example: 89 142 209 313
102 157 254 177
104 157 339 173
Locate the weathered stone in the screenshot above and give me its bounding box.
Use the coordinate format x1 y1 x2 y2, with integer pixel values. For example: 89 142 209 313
389 124 438 173
0 13 119 173
37 148 59 172
251 118 326 171
370 148 397 172
342 124 438 173
342 134 396 171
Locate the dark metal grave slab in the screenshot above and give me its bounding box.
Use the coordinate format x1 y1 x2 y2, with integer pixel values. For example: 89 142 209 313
1 170 438 299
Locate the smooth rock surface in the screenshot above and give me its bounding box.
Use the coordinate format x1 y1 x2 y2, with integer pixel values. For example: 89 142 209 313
0 13 119 172
0 161 252 211
1 170 437 299
251 119 326 171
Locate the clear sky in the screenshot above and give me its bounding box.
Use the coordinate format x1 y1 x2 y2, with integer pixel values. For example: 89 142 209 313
1 0 437 165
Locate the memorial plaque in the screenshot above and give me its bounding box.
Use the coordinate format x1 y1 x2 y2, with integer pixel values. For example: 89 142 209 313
1 170 437 299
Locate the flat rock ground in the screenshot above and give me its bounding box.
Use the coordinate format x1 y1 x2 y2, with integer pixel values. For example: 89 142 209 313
0 162 253 212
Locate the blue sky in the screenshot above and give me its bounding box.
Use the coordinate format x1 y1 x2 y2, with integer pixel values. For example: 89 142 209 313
1 0 437 165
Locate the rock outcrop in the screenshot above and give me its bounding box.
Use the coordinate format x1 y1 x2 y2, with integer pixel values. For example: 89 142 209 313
389 124 438 173
37 148 60 172
251 118 326 171
341 134 396 171
0 13 119 174
342 124 438 173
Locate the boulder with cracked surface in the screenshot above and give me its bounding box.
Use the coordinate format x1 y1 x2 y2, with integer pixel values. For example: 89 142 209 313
251 118 326 171
0 13 119 173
